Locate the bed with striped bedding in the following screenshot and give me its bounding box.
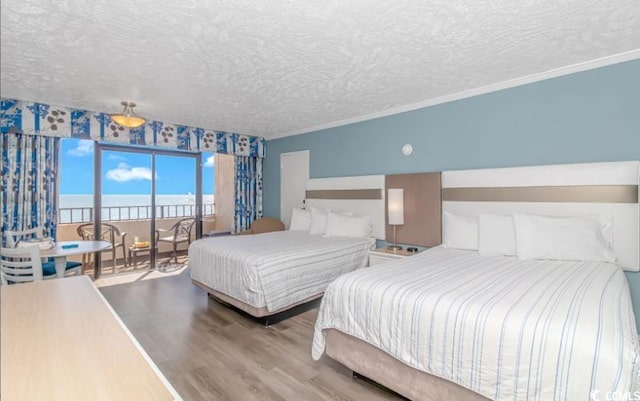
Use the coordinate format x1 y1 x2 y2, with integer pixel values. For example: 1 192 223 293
312 246 640 400
189 231 373 313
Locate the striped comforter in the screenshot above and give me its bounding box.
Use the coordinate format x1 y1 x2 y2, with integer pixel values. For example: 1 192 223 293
312 247 640 400
189 231 373 312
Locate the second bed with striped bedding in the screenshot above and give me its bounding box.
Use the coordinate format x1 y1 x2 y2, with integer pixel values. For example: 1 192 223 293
312 246 640 400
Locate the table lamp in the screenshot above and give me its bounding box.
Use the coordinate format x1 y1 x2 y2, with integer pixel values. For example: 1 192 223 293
387 188 404 251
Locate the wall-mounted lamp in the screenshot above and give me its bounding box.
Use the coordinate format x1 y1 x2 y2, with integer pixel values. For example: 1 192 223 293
387 188 404 251
402 144 413 156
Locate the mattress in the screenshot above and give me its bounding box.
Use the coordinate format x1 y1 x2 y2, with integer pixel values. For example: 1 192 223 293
312 246 640 401
189 230 373 312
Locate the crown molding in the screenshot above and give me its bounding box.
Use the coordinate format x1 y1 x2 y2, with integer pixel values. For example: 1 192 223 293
268 49 640 140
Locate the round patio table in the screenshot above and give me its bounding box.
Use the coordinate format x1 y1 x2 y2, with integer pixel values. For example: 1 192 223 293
40 241 111 278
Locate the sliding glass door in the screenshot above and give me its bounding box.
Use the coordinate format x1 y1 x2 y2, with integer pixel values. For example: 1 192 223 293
93 144 202 278
154 154 201 269
100 149 152 274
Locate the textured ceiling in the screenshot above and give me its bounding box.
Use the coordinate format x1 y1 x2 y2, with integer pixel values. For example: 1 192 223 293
1 0 639 139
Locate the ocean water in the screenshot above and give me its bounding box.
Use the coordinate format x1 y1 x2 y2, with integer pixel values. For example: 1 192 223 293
59 194 215 223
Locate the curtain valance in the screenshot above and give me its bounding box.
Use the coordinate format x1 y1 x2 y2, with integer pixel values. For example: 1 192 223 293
0 98 265 158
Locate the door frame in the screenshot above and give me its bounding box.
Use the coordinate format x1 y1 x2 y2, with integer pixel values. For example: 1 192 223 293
280 150 310 227
94 143 203 278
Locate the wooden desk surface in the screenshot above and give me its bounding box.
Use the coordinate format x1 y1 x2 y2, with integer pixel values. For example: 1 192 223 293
1 276 180 401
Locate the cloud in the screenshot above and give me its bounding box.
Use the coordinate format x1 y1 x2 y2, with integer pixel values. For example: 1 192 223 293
107 154 126 161
67 140 94 156
106 163 153 182
204 155 214 167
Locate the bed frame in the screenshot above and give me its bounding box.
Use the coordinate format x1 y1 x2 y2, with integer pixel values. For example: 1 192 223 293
325 329 489 401
192 279 322 326
323 161 640 399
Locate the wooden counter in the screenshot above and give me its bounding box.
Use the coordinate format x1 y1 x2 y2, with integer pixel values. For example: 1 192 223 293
1 276 181 400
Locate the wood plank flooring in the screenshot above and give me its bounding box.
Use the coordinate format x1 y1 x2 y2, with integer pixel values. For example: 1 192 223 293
99 268 401 401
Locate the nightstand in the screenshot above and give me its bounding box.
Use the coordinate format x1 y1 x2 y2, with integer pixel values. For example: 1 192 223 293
368 247 419 266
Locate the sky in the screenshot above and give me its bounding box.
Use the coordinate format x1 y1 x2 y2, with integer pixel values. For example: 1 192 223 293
60 139 214 195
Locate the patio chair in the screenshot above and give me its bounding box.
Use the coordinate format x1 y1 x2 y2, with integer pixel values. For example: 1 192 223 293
4 227 82 276
77 223 128 272
156 218 195 263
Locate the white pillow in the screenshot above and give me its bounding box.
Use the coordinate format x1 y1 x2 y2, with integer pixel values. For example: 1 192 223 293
309 207 353 235
309 207 331 235
443 212 478 250
324 212 371 238
513 214 616 263
289 208 311 231
478 214 516 256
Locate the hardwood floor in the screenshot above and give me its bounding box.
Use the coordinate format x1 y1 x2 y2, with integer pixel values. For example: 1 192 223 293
99 268 401 401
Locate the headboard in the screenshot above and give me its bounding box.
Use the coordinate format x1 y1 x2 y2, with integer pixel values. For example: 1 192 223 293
442 161 640 271
305 175 386 240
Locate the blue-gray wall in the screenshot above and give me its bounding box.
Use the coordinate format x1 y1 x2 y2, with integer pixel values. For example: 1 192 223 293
263 58 640 328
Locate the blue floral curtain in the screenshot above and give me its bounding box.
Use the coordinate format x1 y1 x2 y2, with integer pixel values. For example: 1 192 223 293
1 132 59 246
1 98 266 158
234 156 263 233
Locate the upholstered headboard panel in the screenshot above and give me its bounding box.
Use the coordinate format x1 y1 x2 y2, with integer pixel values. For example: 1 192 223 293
385 173 442 247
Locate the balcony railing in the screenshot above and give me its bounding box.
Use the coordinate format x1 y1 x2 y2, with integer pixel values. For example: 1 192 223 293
59 204 215 224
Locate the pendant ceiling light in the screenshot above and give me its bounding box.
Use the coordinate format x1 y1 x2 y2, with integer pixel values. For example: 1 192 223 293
110 101 146 128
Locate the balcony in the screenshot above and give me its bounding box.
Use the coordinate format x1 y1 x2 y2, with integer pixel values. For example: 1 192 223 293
57 204 218 276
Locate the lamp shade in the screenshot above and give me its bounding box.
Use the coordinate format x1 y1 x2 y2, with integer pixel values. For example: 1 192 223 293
111 114 146 128
110 101 146 128
387 188 404 225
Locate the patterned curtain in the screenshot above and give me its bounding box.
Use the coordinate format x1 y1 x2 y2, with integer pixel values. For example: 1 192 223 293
233 156 263 233
1 132 60 246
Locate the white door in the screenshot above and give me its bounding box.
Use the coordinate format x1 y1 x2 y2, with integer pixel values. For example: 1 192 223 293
280 150 310 228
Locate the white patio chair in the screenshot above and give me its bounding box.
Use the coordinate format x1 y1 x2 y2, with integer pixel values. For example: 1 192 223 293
0 245 47 285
